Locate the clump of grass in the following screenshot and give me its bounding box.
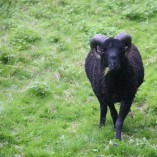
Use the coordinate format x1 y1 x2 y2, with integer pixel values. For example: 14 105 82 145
0 46 17 64
28 82 52 97
124 1 157 21
10 26 40 50
0 53 16 64
125 12 146 21
0 0 14 6
0 19 15 31
0 0 17 18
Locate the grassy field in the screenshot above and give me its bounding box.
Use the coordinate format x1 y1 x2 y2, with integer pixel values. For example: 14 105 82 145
1 0 157 156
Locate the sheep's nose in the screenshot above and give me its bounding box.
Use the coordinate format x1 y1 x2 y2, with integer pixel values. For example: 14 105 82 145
112 62 117 67
109 58 120 70
111 62 118 69
110 57 118 66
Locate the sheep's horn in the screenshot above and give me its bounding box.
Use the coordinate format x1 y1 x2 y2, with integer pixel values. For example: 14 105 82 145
114 32 132 54
90 34 108 59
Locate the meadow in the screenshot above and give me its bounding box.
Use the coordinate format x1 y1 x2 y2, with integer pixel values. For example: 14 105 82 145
1 0 157 156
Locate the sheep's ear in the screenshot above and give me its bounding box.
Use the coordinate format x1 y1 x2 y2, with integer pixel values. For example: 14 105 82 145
125 46 129 56
97 45 101 53
92 45 102 59
90 34 108 60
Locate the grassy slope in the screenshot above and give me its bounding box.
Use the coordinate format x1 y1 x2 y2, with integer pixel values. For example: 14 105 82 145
1 0 157 156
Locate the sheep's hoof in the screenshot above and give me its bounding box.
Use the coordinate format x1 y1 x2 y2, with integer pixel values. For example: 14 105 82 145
98 121 105 128
98 124 102 128
113 143 118 147
115 137 121 141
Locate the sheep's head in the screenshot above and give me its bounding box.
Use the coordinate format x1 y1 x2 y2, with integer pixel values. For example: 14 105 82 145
90 32 132 71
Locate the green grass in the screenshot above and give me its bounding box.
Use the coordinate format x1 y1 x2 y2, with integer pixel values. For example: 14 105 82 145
1 0 157 156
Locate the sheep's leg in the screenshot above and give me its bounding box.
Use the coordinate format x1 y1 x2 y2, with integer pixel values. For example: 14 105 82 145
109 104 118 128
115 101 131 140
98 101 107 128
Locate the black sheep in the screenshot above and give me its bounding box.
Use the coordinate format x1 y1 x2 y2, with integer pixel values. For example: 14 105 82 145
85 32 144 139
